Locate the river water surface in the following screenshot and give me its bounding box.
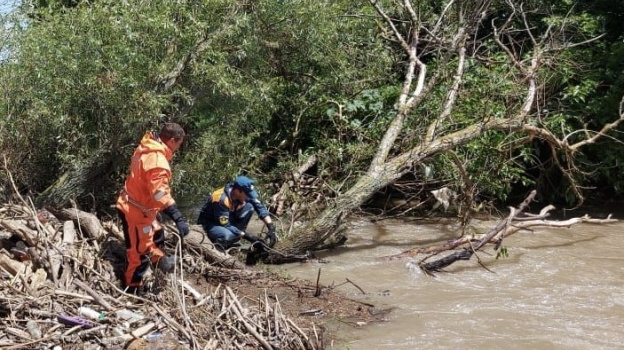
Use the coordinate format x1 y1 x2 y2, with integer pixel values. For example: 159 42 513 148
278 214 624 350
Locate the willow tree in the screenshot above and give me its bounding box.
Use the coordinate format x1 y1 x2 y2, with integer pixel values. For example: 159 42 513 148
0 0 394 209
0 0 282 208
0 0 222 208
271 0 624 258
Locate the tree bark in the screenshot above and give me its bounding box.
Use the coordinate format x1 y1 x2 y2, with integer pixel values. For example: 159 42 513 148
47 207 105 241
35 148 116 211
161 223 247 270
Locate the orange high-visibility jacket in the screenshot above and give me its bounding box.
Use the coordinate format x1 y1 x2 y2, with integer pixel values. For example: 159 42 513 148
116 132 176 218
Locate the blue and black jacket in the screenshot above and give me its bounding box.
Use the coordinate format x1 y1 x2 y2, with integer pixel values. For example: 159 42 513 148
197 182 270 235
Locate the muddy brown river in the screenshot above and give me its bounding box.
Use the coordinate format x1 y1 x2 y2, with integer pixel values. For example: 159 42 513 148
279 215 624 349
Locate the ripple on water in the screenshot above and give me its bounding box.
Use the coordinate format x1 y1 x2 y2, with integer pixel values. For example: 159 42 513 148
283 219 624 350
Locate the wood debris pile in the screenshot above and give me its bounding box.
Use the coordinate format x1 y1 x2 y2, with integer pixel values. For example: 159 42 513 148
0 203 323 350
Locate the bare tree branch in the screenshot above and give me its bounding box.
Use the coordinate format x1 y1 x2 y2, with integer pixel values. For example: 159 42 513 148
569 95 624 151
426 45 466 143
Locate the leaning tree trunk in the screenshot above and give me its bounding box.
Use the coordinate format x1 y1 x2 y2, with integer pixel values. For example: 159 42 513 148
271 174 392 258
35 148 117 210
270 120 518 260
267 0 624 261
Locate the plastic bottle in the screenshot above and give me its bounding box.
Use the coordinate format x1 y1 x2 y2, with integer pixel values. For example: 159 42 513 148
115 309 144 324
143 331 163 342
78 307 105 320
26 320 42 339
112 327 125 336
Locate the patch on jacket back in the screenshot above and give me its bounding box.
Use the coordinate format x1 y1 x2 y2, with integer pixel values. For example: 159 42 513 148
219 216 229 225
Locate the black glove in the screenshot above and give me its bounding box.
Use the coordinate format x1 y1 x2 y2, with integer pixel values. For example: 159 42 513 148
244 234 265 253
242 232 264 244
176 220 190 238
163 204 190 237
265 223 277 248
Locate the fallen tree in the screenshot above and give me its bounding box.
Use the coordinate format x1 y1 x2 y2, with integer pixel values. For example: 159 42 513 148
266 0 624 260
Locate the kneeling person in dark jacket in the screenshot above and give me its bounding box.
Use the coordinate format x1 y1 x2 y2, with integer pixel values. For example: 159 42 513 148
197 175 276 251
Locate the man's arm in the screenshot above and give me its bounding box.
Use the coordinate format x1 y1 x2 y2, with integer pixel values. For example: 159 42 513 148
250 199 277 247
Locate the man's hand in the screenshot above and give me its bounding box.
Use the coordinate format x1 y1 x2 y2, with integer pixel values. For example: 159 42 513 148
265 223 277 248
243 232 265 253
242 232 265 244
175 219 190 237
163 204 190 237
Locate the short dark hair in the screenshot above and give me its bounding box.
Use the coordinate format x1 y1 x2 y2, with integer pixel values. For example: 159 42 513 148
159 123 185 142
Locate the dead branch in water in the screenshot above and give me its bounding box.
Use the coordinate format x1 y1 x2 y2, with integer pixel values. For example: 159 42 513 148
383 190 618 274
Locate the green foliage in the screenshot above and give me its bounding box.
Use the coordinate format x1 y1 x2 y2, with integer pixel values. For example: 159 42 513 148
180 0 396 192
533 1 624 203
496 246 509 259
386 0 624 206
0 0 233 201
307 86 399 182
1 0 623 211
398 49 534 201
0 0 397 207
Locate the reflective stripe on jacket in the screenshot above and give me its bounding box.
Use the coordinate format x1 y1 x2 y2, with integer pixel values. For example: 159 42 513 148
116 132 176 216
197 183 270 235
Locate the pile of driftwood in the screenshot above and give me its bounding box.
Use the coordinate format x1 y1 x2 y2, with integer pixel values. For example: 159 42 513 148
0 202 322 350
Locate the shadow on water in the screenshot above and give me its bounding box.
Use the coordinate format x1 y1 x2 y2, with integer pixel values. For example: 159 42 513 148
315 232 461 258
524 235 602 249
314 218 490 259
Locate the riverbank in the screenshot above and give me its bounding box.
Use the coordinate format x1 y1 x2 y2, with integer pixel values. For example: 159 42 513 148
0 203 383 349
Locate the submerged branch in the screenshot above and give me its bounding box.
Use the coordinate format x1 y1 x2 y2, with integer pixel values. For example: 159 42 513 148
383 190 618 274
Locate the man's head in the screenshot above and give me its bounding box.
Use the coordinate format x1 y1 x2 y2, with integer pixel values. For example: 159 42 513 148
159 123 185 152
232 175 258 200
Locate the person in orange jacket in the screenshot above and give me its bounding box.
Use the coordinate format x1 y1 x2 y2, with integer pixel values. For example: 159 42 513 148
116 123 190 294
